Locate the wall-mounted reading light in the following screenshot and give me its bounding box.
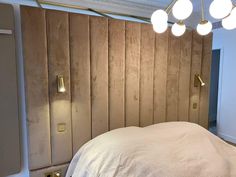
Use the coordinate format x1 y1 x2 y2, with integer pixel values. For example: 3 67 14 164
194 74 205 87
57 75 66 93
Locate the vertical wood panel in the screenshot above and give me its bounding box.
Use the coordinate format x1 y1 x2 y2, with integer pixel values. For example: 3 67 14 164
125 22 141 127
70 14 91 154
109 19 125 130
46 10 72 164
178 31 192 121
199 33 213 128
21 6 51 170
140 24 155 127
189 32 203 123
154 30 169 123
166 34 181 121
90 16 109 137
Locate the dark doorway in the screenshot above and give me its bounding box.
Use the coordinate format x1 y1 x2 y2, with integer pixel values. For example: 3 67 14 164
209 49 221 135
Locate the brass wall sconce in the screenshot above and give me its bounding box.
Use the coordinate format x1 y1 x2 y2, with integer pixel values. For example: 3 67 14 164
57 75 66 93
194 74 205 87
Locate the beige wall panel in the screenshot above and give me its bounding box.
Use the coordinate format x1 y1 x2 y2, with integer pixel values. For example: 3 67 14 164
199 33 213 129
90 16 109 137
46 10 72 164
153 29 169 123
0 4 20 176
189 32 203 123
178 31 192 122
140 24 155 127
125 21 141 127
21 6 51 170
166 33 181 122
109 19 125 130
70 14 91 154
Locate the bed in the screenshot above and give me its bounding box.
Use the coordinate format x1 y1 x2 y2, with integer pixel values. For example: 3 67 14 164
66 122 236 177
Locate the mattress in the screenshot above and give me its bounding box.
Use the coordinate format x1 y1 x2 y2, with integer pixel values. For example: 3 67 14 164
66 122 236 177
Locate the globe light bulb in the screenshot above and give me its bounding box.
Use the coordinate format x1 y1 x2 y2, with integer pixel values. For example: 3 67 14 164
153 22 168 33
171 22 186 37
222 7 236 30
172 0 193 20
196 20 212 36
151 9 168 25
209 0 233 19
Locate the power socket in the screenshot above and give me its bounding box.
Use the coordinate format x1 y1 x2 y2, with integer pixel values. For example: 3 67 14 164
54 171 62 177
45 170 62 177
45 172 53 177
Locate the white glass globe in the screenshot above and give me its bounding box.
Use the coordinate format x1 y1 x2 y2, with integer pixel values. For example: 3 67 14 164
153 22 168 33
196 20 212 36
209 0 233 19
171 22 186 37
222 7 236 30
172 0 193 20
151 9 168 25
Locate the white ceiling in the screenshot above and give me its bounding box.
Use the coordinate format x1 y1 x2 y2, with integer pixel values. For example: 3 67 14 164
42 0 218 27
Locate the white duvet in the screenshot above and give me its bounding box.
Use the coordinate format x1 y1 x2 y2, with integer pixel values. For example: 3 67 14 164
66 122 236 177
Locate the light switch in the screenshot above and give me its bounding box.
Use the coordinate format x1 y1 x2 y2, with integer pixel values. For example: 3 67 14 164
193 103 198 109
57 123 66 132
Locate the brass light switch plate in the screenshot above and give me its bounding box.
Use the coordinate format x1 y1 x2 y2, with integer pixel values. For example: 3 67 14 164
193 103 198 109
57 123 66 132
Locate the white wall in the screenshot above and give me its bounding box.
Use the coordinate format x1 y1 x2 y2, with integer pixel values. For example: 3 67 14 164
213 28 236 144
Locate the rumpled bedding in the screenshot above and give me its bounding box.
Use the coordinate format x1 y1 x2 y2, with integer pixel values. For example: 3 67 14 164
66 122 236 177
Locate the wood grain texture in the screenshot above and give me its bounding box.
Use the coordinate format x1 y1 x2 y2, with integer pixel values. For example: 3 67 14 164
125 21 141 127
90 16 109 137
140 24 155 127
70 14 91 154
109 19 125 130
189 32 203 124
178 31 192 122
46 10 72 165
199 33 213 129
166 33 181 122
153 29 169 123
21 6 51 170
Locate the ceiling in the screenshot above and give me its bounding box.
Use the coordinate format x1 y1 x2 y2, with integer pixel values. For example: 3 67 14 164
41 0 218 27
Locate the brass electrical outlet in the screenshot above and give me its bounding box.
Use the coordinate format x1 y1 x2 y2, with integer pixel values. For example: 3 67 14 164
193 103 198 109
45 172 53 177
54 170 62 177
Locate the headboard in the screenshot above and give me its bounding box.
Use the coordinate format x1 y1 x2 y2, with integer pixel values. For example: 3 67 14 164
21 5 212 176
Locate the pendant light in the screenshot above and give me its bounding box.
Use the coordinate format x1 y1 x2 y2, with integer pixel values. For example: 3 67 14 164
197 0 212 36
172 0 193 20
151 9 168 25
153 22 168 33
209 0 233 19
151 9 168 33
151 0 178 33
222 7 236 30
171 21 186 37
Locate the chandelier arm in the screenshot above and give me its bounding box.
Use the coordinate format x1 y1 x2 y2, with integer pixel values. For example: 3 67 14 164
165 0 178 14
201 0 205 21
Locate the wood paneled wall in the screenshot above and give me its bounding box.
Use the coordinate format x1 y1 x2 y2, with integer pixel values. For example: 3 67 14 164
21 6 212 173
